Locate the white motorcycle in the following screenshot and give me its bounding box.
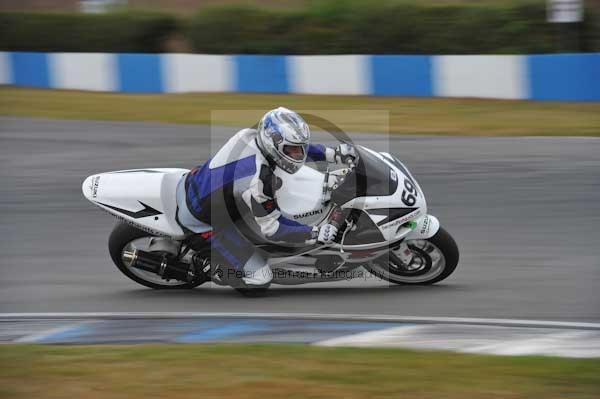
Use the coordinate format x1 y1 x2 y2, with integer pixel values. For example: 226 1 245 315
82 144 459 293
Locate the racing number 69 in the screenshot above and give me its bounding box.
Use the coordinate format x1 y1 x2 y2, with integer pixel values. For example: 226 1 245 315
401 179 417 206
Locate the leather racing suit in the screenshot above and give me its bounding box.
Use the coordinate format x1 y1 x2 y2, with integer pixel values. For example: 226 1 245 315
175 128 332 287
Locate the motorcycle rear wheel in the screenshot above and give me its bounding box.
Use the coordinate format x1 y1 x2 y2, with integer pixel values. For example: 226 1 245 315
108 222 205 289
366 227 459 285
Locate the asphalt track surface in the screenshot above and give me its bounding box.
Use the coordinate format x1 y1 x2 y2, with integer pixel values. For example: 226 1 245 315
1 117 599 322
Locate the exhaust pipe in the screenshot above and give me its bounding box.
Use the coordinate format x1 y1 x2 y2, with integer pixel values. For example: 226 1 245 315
122 249 197 282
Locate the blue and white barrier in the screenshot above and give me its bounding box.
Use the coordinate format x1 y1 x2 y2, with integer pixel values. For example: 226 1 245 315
1 51 598 101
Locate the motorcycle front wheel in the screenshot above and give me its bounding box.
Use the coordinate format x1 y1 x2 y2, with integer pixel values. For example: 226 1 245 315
365 227 459 285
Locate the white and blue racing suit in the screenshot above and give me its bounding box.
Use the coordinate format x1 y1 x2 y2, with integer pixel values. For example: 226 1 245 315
176 128 331 286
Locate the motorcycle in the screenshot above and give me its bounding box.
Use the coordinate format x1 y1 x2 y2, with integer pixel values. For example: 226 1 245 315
82 143 459 294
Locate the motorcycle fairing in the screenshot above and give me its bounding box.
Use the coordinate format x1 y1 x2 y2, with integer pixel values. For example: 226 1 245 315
333 147 428 241
271 145 438 255
82 168 189 239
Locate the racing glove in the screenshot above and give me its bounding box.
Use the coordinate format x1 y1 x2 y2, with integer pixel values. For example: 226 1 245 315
326 143 357 165
308 224 339 245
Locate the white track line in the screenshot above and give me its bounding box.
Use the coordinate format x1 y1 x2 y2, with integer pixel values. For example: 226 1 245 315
315 326 600 358
317 325 426 347
464 330 600 357
1 313 600 330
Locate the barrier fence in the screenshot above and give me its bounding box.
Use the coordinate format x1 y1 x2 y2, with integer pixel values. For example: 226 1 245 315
1 52 598 101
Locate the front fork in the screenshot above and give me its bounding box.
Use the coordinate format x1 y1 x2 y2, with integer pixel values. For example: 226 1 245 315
390 240 428 272
393 241 414 265
389 214 438 265
389 214 440 270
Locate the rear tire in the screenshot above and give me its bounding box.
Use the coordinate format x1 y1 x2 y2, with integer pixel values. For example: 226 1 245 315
108 222 204 289
366 227 459 285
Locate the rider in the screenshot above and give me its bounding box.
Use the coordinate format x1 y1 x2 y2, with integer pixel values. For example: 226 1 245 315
175 107 357 290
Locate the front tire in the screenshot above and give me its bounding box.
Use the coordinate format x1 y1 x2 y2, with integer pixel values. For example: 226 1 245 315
366 227 459 285
108 222 204 289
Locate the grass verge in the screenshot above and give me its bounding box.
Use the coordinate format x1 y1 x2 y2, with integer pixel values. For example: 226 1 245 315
1 87 599 136
1 344 599 398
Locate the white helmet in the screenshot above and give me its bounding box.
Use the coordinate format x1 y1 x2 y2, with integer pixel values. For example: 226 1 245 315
256 107 310 174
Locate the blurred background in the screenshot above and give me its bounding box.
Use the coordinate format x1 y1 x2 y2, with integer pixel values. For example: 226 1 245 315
0 2 599 398
1 0 599 54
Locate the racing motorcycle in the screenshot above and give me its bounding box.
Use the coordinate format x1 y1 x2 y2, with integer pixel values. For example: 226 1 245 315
82 144 459 294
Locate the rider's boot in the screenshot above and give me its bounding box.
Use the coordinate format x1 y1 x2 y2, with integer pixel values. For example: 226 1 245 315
237 262 272 297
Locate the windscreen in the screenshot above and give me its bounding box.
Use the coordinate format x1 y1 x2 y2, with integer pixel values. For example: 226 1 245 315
331 146 398 204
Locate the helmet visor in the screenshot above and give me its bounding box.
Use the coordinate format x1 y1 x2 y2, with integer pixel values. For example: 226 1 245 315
282 144 306 161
